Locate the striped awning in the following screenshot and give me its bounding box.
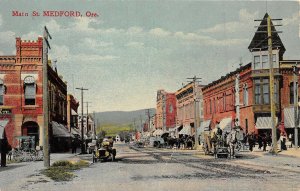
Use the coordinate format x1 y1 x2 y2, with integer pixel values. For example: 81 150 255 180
284 107 299 128
179 125 191 135
255 117 278 129
0 119 9 139
52 121 74 138
153 129 164 136
199 120 211 134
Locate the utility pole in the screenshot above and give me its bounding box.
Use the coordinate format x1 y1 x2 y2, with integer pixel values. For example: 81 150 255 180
255 15 282 154
140 115 143 135
85 102 92 137
76 87 88 154
93 111 96 139
145 109 151 132
293 62 299 149
43 26 51 168
187 76 201 149
235 74 240 126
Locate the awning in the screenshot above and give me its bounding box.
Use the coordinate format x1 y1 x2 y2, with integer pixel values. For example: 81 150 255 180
198 120 211 134
255 117 278 130
71 110 78 115
52 121 74 138
71 127 81 136
219 118 232 132
179 125 191 135
284 107 299 128
168 126 180 132
0 119 9 139
153 129 164 136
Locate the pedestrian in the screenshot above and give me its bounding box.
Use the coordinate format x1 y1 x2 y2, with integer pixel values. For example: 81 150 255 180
248 132 254 152
0 138 8 167
257 134 263 150
71 138 76 154
262 133 267 152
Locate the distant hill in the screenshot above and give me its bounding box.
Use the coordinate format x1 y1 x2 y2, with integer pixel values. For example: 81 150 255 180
94 108 156 125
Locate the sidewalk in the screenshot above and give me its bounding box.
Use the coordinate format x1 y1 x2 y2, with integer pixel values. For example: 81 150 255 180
250 145 300 158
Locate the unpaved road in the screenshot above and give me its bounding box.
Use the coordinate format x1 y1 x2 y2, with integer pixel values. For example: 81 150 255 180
1 143 300 191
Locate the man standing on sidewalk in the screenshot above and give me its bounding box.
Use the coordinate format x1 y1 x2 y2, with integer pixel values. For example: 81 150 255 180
0 134 8 167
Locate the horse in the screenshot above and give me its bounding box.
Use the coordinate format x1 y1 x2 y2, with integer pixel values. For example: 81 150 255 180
226 129 239 158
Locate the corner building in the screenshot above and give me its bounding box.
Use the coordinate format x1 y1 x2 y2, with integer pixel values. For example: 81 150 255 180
203 13 300 136
0 37 67 149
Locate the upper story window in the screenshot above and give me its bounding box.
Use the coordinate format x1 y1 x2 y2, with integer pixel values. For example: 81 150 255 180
290 82 298 104
254 78 278 105
24 76 36 105
243 84 248 106
0 79 4 105
169 104 173 113
252 50 279 70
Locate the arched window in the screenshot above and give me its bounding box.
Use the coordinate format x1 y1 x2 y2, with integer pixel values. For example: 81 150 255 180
24 76 36 105
0 79 4 105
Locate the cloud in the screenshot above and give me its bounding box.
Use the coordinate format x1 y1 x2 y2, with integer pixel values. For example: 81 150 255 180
125 41 144 48
73 54 119 62
149 28 171 37
21 31 40 40
0 51 4 55
0 31 16 44
44 19 61 33
127 26 143 35
174 31 248 46
0 14 2 26
200 9 258 33
282 12 299 26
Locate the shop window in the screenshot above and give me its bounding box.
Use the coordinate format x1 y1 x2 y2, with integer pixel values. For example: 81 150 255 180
24 76 36 105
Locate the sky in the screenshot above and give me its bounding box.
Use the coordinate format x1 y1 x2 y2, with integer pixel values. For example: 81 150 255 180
0 0 299 112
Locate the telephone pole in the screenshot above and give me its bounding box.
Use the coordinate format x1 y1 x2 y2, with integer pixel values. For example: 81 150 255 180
145 109 151 132
93 111 96 139
293 62 299 149
187 76 201 149
255 15 282 154
43 26 52 167
76 87 88 154
85 102 92 137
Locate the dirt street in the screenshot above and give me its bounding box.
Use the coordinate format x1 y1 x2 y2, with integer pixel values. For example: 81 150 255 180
1 143 300 191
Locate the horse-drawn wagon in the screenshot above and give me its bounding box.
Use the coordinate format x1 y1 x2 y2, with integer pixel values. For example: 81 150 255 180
201 118 244 158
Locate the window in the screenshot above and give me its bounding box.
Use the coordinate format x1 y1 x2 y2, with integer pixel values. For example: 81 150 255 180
223 93 226 111
254 78 275 105
169 104 173 113
24 76 36 105
290 82 298 104
209 99 212 114
254 56 260 69
262 55 268 69
262 79 269 104
0 79 4 105
243 84 248 106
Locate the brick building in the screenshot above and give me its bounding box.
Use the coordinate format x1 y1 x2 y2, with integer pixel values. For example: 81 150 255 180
155 90 177 131
0 37 68 150
67 94 79 135
176 82 203 136
202 13 300 138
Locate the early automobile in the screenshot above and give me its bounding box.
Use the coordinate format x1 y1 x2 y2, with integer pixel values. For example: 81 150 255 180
93 139 116 163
